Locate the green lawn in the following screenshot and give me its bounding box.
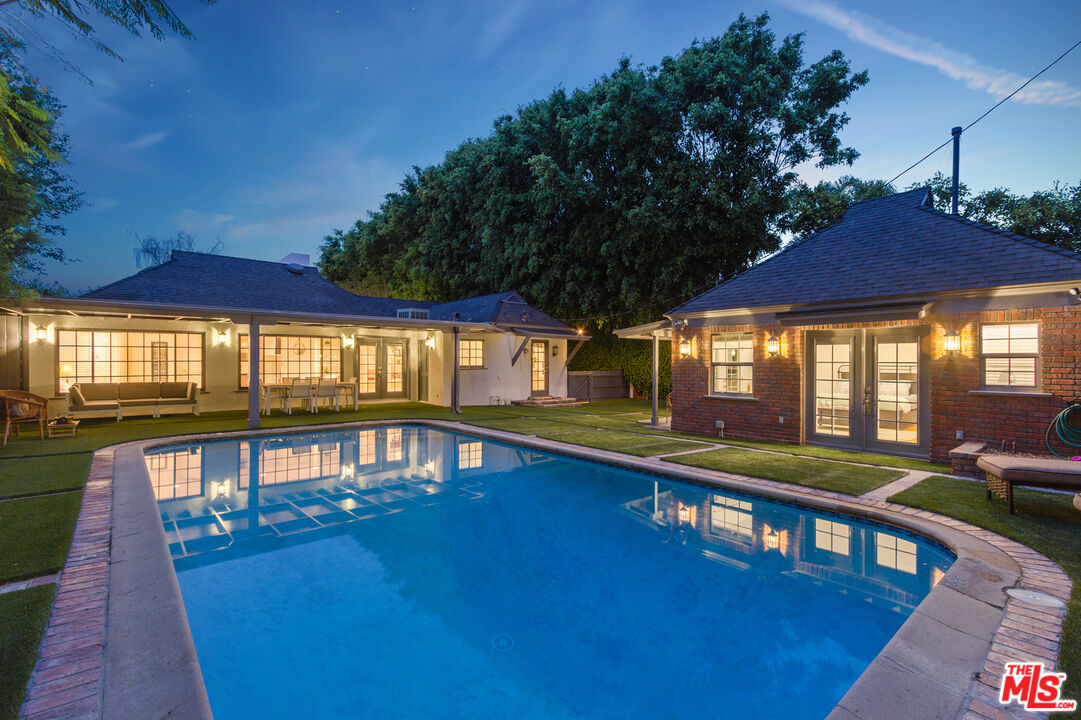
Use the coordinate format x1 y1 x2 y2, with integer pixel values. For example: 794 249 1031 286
890 476 1081 709
535 429 708 457
0 454 93 500
0 585 56 720
666 447 905 495
0 492 83 584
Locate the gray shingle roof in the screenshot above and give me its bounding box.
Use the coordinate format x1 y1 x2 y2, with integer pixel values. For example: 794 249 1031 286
82 251 571 330
671 187 1081 315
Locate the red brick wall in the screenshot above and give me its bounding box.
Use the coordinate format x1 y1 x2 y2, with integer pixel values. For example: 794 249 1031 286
671 306 1081 463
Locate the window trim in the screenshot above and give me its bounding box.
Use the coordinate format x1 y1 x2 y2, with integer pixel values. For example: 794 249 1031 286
458 338 485 369
709 332 754 396
978 322 1040 391
55 328 206 396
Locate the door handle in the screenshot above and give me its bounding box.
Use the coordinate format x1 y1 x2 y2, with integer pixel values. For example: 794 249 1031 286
863 385 872 416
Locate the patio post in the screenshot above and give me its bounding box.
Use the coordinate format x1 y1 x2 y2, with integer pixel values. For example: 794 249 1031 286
651 330 659 426
248 318 261 428
451 325 461 414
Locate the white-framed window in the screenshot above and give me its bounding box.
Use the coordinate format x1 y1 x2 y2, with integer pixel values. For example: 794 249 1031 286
239 334 342 388
458 338 484 368
710 332 753 394
56 330 204 393
458 441 483 469
875 532 917 574
709 494 753 540
980 323 1038 389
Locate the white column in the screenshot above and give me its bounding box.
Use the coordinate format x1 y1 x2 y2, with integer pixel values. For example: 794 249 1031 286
248 318 261 429
651 331 659 426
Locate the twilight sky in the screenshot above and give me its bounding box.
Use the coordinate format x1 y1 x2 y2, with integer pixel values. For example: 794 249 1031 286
8 0 1081 291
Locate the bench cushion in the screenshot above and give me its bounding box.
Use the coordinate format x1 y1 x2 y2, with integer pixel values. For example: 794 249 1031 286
156 397 195 406
160 382 193 399
119 382 161 401
977 455 1081 487
79 383 119 402
75 400 120 411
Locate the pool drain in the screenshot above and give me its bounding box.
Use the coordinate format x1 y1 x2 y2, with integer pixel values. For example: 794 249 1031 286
492 634 514 652
1006 588 1065 609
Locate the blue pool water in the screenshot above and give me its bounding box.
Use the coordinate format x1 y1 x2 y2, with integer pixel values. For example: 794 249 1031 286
148 425 953 720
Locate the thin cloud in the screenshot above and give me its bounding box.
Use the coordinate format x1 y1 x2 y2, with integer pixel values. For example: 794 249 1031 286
781 0 1081 107
124 130 173 151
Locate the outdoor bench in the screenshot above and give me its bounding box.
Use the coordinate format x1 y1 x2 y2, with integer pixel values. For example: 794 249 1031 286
976 454 1081 514
67 381 200 421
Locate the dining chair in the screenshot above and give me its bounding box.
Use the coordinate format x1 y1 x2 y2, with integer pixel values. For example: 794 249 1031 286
315 378 339 412
286 377 315 414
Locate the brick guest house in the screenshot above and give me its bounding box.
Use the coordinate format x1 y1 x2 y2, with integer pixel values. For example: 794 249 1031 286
635 188 1081 464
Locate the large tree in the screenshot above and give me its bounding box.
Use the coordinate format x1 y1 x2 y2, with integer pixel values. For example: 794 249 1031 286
320 13 868 323
0 53 81 296
783 171 1081 253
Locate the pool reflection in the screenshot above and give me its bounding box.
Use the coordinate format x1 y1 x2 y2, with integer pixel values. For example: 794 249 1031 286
149 426 951 612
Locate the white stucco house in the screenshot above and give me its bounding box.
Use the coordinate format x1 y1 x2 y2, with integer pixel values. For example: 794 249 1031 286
0 252 588 426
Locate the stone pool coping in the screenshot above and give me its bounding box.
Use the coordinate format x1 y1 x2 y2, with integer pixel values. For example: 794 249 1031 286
21 419 1072 719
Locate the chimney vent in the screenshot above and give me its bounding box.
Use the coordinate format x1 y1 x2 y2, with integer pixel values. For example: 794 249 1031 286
951 126 962 215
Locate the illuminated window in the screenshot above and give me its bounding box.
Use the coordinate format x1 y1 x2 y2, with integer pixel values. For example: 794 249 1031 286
875 532 917 574
256 443 340 486
239 335 341 387
459 339 484 368
814 518 850 556
710 494 752 539
57 330 204 393
147 449 202 500
980 323 1038 389
386 428 403 462
710 333 753 394
814 341 851 437
458 441 483 469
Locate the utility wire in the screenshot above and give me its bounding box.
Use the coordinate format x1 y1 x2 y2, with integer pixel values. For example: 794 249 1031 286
887 37 1081 185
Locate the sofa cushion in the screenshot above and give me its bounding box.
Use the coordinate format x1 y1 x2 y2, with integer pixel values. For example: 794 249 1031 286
77 400 119 410
156 397 195 406
977 455 1081 486
69 385 86 406
160 382 193 399
119 382 161 401
80 383 119 402
119 398 159 407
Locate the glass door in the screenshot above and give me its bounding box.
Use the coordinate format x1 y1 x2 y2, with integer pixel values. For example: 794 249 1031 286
353 339 406 399
866 331 926 454
355 341 378 397
384 341 406 398
531 340 548 396
807 333 859 449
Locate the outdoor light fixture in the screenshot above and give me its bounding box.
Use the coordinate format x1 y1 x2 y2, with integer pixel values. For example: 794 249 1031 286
424 335 436 350
677 503 691 524
678 338 692 358
944 330 961 355
764 528 781 551
552 345 559 357
576 327 584 336
214 329 229 346
35 325 47 342
1069 287 1080 296
342 335 354 349
766 334 780 357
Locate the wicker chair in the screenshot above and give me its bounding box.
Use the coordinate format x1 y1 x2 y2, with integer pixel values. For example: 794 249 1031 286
2 390 48 445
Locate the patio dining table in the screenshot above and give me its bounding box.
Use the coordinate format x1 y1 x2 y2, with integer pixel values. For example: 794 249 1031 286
262 380 359 415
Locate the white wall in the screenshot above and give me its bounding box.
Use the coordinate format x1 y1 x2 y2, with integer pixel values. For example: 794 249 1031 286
445 331 568 407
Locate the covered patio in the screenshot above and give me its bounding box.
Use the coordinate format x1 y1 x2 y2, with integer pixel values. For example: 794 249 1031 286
613 319 672 428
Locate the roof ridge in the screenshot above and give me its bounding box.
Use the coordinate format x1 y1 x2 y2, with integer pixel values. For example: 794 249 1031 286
847 186 930 208
917 205 1081 263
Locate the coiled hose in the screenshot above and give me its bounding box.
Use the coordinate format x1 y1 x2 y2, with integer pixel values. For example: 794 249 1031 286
1045 401 1081 459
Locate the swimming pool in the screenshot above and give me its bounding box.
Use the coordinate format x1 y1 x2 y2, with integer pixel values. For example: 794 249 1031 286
147 425 953 719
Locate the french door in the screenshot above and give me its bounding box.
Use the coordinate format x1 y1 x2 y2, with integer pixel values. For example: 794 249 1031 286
531 340 549 396
805 328 928 456
354 339 407 399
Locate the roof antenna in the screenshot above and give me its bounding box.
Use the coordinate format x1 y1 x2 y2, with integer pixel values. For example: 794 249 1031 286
951 126 962 215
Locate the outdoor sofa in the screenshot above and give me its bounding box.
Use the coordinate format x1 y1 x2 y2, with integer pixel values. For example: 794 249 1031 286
66 381 200 421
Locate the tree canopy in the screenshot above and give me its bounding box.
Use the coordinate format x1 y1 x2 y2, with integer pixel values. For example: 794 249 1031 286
320 13 868 324
783 171 1081 253
133 230 222 268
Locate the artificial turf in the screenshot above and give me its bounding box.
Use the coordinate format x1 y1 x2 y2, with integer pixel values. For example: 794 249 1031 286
535 429 708 457
666 447 905 495
0 584 56 720
0 492 83 584
0 454 93 499
890 476 1081 711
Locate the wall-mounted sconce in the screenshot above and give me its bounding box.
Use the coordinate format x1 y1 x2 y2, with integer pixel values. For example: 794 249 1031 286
944 330 961 355
342 335 354 349
214 480 230 499
678 337 692 358
214 329 230 347
340 463 355 480
552 345 559 357
424 459 436 476
576 327 585 336
35 325 47 342
424 335 436 350
1069 287 1079 296
766 334 780 357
